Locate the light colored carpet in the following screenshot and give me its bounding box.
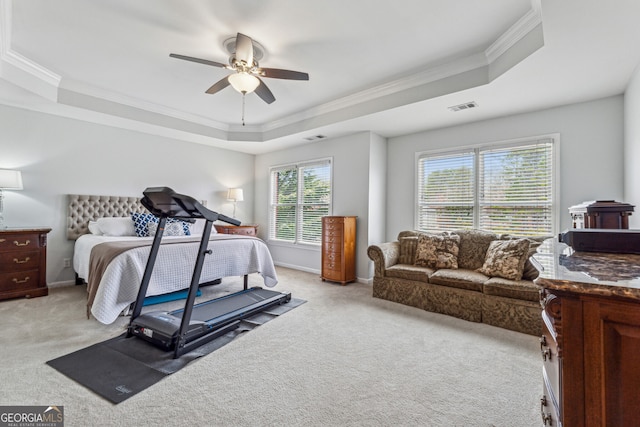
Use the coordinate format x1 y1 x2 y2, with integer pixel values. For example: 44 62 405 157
0 267 540 426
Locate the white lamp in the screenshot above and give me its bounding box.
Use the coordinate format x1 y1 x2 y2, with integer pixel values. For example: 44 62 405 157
0 169 23 229
227 188 244 218
228 72 260 94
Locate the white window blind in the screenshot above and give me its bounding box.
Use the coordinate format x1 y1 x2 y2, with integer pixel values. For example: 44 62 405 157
417 138 555 236
417 151 474 231
478 140 553 235
270 159 332 245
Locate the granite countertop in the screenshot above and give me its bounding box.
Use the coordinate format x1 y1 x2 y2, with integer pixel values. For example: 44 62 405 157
533 238 640 301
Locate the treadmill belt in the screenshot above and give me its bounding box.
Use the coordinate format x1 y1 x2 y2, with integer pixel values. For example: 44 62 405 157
170 289 285 323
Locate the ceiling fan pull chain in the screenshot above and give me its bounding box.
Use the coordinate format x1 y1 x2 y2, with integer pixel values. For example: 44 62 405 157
242 93 246 126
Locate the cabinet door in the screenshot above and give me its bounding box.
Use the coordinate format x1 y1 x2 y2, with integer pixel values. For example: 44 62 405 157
583 298 640 427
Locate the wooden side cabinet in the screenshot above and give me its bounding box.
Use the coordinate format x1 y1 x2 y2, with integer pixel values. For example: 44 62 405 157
540 288 640 426
321 216 356 284
0 227 51 300
214 224 258 236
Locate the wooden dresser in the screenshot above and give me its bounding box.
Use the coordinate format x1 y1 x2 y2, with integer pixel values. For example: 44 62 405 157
0 227 51 300
214 224 258 236
321 216 356 284
534 238 640 426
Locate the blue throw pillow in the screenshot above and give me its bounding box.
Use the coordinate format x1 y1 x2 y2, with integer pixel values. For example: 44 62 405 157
131 212 191 237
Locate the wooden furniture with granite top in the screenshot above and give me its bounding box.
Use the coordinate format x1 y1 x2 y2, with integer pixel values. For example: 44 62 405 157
321 216 356 284
214 224 258 236
0 227 51 300
534 238 640 426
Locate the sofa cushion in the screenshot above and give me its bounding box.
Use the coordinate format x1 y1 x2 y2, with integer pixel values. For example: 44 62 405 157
478 238 530 280
454 229 499 270
504 235 549 280
483 277 540 302
414 233 460 269
428 268 488 292
398 236 419 265
386 264 434 281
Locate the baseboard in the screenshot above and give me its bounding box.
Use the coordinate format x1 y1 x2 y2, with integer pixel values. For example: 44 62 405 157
48 280 77 288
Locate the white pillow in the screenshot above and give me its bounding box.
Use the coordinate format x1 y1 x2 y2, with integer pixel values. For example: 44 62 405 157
88 221 102 235
190 219 216 236
96 217 137 237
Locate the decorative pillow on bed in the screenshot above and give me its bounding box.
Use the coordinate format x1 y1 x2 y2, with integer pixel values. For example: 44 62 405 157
95 217 136 236
147 221 187 236
414 233 460 269
88 221 102 235
189 218 216 236
131 212 191 237
478 238 530 280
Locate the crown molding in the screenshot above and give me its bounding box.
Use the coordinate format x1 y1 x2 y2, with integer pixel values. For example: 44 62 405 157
486 0 542 63
0 0 544 145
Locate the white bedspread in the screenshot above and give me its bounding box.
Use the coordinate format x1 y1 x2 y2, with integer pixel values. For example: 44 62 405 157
73 234 278 324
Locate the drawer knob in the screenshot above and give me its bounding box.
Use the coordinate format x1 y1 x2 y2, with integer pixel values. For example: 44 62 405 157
0 238 5 243
12 276 30 284
540 335 552 361
13 240 31 247
540 396 553 425
13 257 31 264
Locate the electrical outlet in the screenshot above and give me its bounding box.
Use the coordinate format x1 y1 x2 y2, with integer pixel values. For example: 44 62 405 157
63 258 71 268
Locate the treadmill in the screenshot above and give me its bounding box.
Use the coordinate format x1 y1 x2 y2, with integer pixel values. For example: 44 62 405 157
127 186 291 358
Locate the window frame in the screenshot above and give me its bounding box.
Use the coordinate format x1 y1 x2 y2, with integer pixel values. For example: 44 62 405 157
415 134 559 236
268 157 333 247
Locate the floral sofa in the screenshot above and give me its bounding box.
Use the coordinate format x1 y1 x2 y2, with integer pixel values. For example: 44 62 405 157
367 229 546 336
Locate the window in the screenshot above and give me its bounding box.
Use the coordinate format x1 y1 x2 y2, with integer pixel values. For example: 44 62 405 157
417 137 555 236
269 158 332 245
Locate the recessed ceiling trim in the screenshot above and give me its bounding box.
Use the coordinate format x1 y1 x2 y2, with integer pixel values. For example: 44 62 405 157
59 78 234 130
486 0 542 63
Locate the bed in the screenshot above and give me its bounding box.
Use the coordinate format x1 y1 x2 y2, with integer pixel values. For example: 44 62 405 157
67 194 278 324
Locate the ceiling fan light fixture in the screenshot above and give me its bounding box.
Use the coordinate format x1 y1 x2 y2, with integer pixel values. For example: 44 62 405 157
228 72 260 94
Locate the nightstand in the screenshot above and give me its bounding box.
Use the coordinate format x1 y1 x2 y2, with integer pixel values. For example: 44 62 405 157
214 224 258 236
0 227 51 300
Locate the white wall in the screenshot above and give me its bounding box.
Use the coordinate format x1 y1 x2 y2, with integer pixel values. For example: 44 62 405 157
386 96 625 241
254 132 383 280
624 63 640 228
0 105 255 284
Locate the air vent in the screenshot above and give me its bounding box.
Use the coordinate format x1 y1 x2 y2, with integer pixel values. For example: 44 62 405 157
304 134 327 142
448 101 478 112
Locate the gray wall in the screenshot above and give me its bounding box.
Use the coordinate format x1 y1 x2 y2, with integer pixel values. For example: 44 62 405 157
386 96 625 241
0 94 630 285
254 132 384 281
625 63 640 228
0 105 255 284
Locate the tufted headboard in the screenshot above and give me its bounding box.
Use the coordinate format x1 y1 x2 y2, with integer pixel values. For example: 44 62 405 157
66 194 148 240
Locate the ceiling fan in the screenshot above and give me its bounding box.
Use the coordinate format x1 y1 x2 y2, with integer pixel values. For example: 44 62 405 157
170 32 309 105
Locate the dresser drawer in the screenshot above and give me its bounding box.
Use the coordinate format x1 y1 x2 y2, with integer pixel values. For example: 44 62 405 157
0 233 41 252
0 250 41 273
323 228 343 239
0 270 40 292
541 312 561 420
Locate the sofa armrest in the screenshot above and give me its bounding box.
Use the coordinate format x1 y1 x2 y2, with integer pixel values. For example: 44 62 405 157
367 242 400 277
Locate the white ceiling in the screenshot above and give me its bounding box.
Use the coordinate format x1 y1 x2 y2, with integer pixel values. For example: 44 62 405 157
1 0 639 154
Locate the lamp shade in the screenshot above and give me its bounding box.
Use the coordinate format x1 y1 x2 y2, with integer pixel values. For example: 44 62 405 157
227 188 244 202
0 170 23 190
228 72 260 94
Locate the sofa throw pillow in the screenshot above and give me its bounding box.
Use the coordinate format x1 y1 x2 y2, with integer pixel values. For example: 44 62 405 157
478 238 531 280
414 233 461 269
398 236 419 264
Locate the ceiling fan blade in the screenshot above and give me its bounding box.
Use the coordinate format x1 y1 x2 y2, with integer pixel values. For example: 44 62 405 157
205 77 231 95
259 68 309 80
170 53 227 68
254 78 275 104
235 33 254 65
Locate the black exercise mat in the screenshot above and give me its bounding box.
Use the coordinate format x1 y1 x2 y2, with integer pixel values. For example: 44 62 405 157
47 298 305 404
